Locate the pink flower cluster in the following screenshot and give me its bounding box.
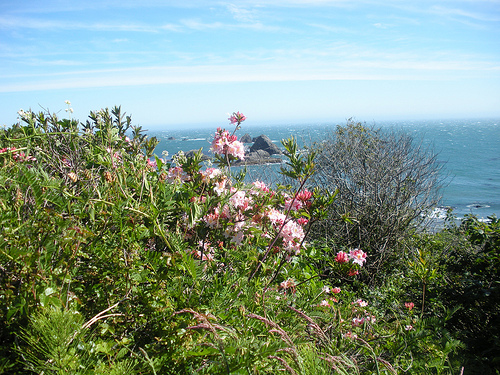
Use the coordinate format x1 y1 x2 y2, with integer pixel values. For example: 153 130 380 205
319 300 330 307
284 189 313 211
280 220 305 256
349 248 367 266
335 249 367 267
158 117 318 270
210 127 245 160
344 331 358 339
0 147 36 162
193 241 215 261
405 302 415 311
228 111 246 124
163 163 309 261
280 278 296 294
166 166 190 183
252 180 269 193
351 315 376 327
352 299 368 307
106 147 122 168
147 158 157 169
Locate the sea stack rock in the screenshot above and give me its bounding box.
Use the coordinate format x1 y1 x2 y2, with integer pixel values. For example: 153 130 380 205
240 133 253 143
250 135 282 155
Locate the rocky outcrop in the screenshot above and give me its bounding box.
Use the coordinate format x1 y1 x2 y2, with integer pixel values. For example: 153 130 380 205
250 135 282 155
240 133 253 143
248 149 270 159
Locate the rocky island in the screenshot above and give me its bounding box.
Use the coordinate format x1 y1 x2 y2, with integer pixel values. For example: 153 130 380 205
233 134 283 166
174 134 284 166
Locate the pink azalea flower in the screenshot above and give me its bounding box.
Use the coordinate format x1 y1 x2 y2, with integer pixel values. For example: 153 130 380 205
166 167 189 183
228 111 246 124
344 331 358 339
203 210 220 228
405 325 414 331
332 287 341 294
353 299 368 307
335 251 349 263
348 269 359 276
210 127 245 160
349 248 367 267
252 180 269 193
280 278 296 294
266 208 286 226
283 240 302 256
284 196 303 211
405 302 415 311
352 317 365 327
213 179 227 195
195 241 215 261
227 140 245 160
230 190 253 212
230 230 245 245
297 189 313 202
318 300 330 307
201 167 222 181
280 220 305 247
147 158 157 169
297 217 309 226
365 315 376 323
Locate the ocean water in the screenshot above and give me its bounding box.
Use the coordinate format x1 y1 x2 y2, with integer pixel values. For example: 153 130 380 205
150 118 500 222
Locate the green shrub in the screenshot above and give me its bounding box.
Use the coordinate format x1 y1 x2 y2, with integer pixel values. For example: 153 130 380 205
0 107 467 374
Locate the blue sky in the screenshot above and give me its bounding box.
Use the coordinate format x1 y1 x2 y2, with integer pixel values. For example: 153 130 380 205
1 0 499 128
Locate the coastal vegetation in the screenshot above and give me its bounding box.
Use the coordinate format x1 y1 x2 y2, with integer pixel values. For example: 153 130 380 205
0 106 498 374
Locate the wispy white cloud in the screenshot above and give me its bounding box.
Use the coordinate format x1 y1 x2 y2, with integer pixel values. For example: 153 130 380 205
227 4 257 23
306 23 355 34
0 16 162 32
430 5 500 22
180 19 225 30
2 49 497 93
229 0 353 6
179 17 285 32
1 0 498 94
0 14 281 34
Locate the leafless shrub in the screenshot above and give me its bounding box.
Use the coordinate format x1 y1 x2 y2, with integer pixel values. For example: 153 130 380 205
310 119 445 274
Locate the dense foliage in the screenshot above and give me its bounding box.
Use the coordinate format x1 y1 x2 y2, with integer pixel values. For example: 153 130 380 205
0 107 498 374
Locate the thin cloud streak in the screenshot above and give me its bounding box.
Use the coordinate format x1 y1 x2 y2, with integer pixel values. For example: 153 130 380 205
1 57 496 93
0 16 165 33
0 15 283 33
430 5 500 22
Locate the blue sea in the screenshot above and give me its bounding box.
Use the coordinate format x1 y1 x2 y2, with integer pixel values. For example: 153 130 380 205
149 118 500 223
